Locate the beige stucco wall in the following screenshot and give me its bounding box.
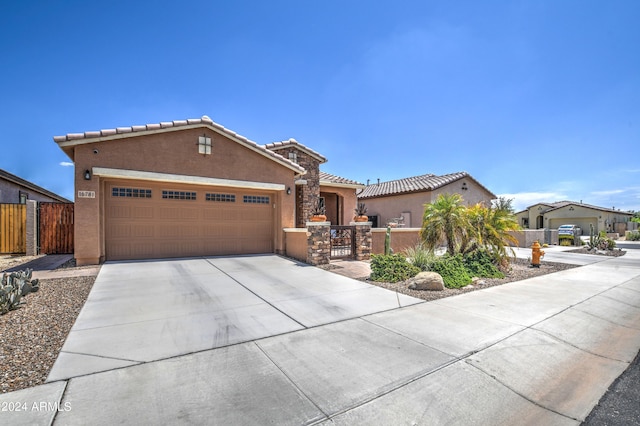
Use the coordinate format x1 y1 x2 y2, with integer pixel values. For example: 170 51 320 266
321 185 360 226
362 178 494 229
71 127 298 265
283 228 308 262
371 228 421 254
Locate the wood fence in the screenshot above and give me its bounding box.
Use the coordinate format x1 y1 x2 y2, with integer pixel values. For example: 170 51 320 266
38 203 74 254
0 204 26 254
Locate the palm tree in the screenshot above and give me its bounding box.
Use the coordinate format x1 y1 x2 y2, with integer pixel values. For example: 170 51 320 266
482 198 520 261
463 198 520 262
420 193 468 255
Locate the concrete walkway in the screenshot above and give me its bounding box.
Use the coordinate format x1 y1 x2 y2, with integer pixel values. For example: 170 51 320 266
2 249 639 425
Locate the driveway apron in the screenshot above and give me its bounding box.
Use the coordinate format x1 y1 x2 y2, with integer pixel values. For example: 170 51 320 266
47 254 421 381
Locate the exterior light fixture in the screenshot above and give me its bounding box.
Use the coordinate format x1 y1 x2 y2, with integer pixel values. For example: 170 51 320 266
198 134 212 155
286 187 291 195
84 169 91 180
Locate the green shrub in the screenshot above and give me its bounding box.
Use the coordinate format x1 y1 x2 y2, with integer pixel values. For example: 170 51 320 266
430 254 472 288
404 243 436 271
370 254 421 283
627 231 640 241
463 250 504 279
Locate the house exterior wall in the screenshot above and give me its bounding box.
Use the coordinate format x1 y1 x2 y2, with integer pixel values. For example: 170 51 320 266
517 203 633 234
0 179 64 203
362 179 494 229
71 127 297 265
320 185 359 225
545 205 632 234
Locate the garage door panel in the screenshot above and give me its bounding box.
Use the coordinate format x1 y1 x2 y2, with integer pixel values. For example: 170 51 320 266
105 181 274 261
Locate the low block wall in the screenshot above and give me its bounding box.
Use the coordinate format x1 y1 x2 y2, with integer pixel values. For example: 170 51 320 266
509 230 545 248
283 228 308 263
371 228 421 254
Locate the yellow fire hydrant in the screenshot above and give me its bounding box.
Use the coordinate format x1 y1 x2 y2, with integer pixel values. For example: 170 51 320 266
531 241 545 267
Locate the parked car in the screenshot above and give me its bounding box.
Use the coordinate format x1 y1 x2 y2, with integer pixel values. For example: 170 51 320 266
558 224 582 237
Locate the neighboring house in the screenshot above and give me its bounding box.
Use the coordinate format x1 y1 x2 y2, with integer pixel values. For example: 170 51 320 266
54 116 363 265
357 172 496 228
515 201 634 235
0 168 71 204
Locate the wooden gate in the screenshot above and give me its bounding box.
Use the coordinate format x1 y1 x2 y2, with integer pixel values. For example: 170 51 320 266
0 204 26 254
39 203 74 254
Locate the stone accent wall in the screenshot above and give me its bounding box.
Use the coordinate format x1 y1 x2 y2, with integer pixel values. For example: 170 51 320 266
352 222 372 261
306 222 330 265
277 147 321 227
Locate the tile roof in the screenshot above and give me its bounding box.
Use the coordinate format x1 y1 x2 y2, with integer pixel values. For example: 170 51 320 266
319 171 365 188
358 172 491 199
543 201 633 215
263 138 328 164
54 116 306 174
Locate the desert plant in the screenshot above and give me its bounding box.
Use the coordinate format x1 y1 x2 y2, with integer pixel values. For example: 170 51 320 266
463 249 504 279
354 203 368 216
627 231 640 241
0 269 40 315
430 254 472 288
404 243 437 271
384 225 392 255
370 253 420 283
311 198 325 216
421 193 468 255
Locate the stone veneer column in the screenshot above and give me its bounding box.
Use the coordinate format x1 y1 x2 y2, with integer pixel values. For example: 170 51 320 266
306 222 331 265
351 222 372 261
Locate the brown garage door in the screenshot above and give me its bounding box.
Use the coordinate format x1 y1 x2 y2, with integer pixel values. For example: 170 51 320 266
105 180 274 260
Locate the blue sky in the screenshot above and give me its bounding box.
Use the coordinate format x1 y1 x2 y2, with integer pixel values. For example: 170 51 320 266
1 0 638 212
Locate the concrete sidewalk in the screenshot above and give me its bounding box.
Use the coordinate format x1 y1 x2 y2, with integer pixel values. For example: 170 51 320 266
2 250 639 425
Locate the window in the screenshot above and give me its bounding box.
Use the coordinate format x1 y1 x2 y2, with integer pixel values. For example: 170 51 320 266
162 190 196 200
198 135 212 155
288 152 297 163
206 193 235 202
19 191 28 204
243 195 270 204
112 187 152 198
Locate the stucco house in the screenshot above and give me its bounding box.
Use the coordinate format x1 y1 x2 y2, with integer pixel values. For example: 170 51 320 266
54 116 363 265
357 172 496 228
0 168 71 204
515 201 634 235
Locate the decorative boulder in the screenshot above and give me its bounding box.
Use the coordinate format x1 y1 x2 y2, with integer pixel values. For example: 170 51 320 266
408 271 445 291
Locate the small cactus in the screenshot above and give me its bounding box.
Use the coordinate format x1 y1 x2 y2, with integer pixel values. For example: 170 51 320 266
0 269 39 315
384 225 392 255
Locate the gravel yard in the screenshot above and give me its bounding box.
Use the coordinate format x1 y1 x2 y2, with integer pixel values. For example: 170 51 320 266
1 256 94 394
366 258 581 303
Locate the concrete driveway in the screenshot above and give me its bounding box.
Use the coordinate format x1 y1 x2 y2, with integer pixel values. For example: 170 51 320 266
47 254 422 381
3 249 640 425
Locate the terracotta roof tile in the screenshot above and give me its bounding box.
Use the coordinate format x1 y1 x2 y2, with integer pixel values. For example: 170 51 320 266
319 171 364 187
358 172 494 199
53 116 306 174
264 138 328 163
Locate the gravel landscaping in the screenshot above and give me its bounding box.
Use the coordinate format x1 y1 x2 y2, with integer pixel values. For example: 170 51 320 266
1 257 94 394
366 258 581 302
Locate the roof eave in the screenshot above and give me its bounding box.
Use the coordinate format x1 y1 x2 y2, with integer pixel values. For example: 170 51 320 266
55 123 306 175
320 180 366 190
